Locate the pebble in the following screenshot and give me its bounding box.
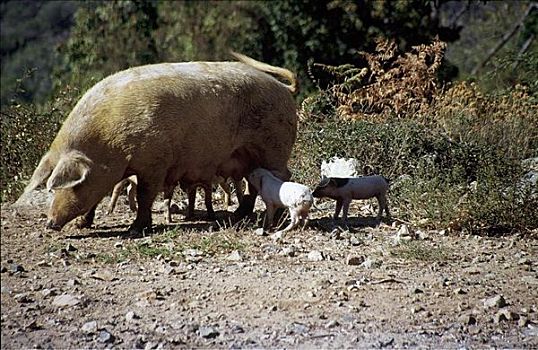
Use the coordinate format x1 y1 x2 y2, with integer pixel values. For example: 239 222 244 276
349 236 361 246
360 257 380 269
227 250 243 262
52 294 81 307
98 329 114 343
280 246 296 257
483 295 507 309
325 319 340 328
307 250 324 262
458 314 477 325
494 308 518 323
346 255 364 266
81 321 97 333
66 243 77 252
198 325 219 339
9 263 25 274
126 311 140 322
254 228 266 236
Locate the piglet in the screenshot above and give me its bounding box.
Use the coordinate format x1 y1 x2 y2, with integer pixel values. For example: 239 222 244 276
312 175 390 221
248 168 313 237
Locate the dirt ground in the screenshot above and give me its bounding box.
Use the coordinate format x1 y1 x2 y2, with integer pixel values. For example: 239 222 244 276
1 191 537 349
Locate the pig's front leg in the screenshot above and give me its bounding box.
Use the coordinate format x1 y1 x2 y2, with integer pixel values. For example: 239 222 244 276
130 180 158 235
76 204 97 229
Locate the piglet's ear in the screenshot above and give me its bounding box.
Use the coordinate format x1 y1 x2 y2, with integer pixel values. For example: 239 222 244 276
46 151 92 191
319 176 330 187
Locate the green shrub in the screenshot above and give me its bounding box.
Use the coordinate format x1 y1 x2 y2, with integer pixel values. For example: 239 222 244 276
0 86 77 202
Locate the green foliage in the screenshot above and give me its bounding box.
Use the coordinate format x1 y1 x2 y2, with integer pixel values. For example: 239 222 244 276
0 1 79 106
293 40 537 235
54 0 159 94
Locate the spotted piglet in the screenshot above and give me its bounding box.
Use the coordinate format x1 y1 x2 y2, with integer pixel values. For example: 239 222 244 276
312 175 390 221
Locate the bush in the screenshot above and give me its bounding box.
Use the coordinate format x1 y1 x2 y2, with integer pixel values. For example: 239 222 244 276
294 40 537 234
1 86 77 202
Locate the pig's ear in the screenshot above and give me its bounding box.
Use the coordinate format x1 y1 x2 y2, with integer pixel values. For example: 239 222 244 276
23 152 56 192
46 151 92 191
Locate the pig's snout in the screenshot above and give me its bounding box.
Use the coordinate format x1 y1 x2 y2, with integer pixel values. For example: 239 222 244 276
46 219 63 231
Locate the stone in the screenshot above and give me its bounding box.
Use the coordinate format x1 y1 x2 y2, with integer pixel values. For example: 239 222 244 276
254 228 266 236
483 295 507 309
52 294 81 307
198 326 219 339
307 250 324 262
126 311 140 322
98 329 114 343
227 250 243 262
346 255 365 266
81 321 97 334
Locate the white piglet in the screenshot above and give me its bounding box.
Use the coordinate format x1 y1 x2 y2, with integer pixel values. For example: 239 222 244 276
248 168 313 237
312 175 390 221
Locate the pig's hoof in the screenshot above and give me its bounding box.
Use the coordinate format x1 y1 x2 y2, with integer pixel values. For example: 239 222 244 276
46 220 62 231
76 218 92 229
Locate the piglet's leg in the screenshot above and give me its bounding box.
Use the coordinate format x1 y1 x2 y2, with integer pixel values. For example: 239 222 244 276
277 208 299 234
334 199 343 219
265 204 276 229
163 185 175 224
341 199 351 221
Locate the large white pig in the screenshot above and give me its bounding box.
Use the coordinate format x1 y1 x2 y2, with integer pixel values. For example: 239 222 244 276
16 53 297 234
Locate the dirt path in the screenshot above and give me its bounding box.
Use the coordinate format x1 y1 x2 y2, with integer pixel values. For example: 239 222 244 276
1 196 537 349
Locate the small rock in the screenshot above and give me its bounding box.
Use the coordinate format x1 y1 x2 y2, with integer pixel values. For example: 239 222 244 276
126 311 140 322
254 228 266 236
518 316 529 327
288 322 309 334
227 250 243 262
183 249 203 257
454 288 467 295
8 263 25 274
360 257 380 269
66 243 77 252
518 257 531 265
279 246 296 257
349 236 361 246
483 295 507 309
325 319 340 328
494 308 518 323
346 255 364 266
14 292 33 303
81 321 97 334
41 288 56 298
198 326 219 339
307 250 324 262
411 305 424 314
52 294 81 307
67 279 80 287
231 324 244 334
271 231 284 241
458 314 477 325
98 329 114 343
